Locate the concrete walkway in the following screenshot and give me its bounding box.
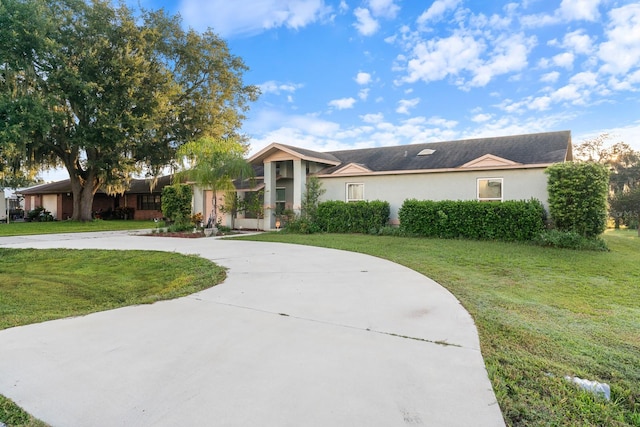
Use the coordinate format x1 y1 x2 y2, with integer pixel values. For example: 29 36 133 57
0 231 505 426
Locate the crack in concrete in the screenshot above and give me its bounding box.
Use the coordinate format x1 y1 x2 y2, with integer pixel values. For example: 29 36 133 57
193 297 464 349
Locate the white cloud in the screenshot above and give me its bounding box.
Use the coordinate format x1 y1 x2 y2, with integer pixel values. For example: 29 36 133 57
353 7 380 36
553 52 575 69
541 71 560 83
358 88 370 101
502 69 604 113
417 0 461 26
468 33 535 87
558 0 601 22
180 0 332 37
355 72 372 85
427 116 457 128
396 98 420 114
552 84 582 102
368 0 400 19
562 30 594 55
529 96 552 111
570 71 598 87
399 33 484 84
396 27 534 88
246 110 462 155
520 13 559 28
259 80 304 95
462 113 576 141
598 4 640 75
472 113 492 123
521 0 601 27
328 97 357 109
361 113 384 124
537 57 551 68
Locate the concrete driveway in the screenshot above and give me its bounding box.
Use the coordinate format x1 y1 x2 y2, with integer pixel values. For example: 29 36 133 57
0 231 504 426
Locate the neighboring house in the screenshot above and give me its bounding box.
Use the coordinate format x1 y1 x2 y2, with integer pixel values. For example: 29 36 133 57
219 130 573 230
1 188 24 221
19 175 174 220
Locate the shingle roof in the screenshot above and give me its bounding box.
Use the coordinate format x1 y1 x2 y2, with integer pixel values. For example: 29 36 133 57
19 175 174 195
275 143 342 163
319 131 571 174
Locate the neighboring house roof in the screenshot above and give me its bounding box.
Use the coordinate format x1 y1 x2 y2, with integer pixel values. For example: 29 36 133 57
248 131 572 177
19 175 174 195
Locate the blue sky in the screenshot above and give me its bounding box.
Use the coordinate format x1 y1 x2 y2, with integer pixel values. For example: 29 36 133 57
42 0 640 180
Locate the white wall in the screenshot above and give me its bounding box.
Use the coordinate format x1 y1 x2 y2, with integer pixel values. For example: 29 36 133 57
0 197 6 221
318 168 549 222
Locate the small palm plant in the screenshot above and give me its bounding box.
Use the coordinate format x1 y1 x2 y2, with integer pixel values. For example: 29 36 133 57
175 137 254 229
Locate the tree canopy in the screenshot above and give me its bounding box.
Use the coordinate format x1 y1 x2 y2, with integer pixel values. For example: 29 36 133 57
610 187 640 236
0 0 259 220
574 134 640 194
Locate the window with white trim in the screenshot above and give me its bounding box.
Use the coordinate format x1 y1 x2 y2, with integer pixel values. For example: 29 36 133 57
477 178 503 202
346 183 364 202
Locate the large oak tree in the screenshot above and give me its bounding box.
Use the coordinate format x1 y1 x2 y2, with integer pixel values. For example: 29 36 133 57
0 0 258 220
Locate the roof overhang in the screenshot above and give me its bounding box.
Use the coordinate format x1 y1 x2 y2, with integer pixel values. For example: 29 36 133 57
249 143 341 166
316 163 554 178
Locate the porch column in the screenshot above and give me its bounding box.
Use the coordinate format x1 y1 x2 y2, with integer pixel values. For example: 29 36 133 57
293 159 306 215
263 161 277 230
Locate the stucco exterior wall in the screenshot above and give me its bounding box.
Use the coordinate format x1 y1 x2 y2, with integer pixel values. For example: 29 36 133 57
318 167 550 223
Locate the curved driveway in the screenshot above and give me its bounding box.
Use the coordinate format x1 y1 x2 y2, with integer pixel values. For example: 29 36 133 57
0 231 504 426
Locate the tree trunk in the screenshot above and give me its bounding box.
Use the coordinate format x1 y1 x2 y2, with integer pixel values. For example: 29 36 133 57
69 173 99 222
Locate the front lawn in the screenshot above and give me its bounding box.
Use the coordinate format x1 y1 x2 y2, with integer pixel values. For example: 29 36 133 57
0 247 226 426
0 220 157 237
0 248 226 330
237 229 640 426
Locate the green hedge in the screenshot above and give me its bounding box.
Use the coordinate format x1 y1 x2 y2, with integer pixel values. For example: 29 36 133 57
546 162 609 237
161 184 192 223
398 199 545 241
316 200 390 233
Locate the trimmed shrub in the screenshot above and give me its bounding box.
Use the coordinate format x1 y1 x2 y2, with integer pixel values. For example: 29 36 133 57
26 207 53 222
546 162 609 237
398 199 545 241
161 184 192 224
531 230 609 251
315 200 390 233
284 216 319 234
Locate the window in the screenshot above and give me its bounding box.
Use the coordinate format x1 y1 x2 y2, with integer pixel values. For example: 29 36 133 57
477 178 503 202
137 194 162 211
275 187 286 214
346 183 364 202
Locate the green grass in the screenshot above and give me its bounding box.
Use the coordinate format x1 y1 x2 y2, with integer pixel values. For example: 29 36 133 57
0 248 226 330
0 220 157 237
1 223 638 426
0 227 226 427
237 229 640 427
0 395 47 427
